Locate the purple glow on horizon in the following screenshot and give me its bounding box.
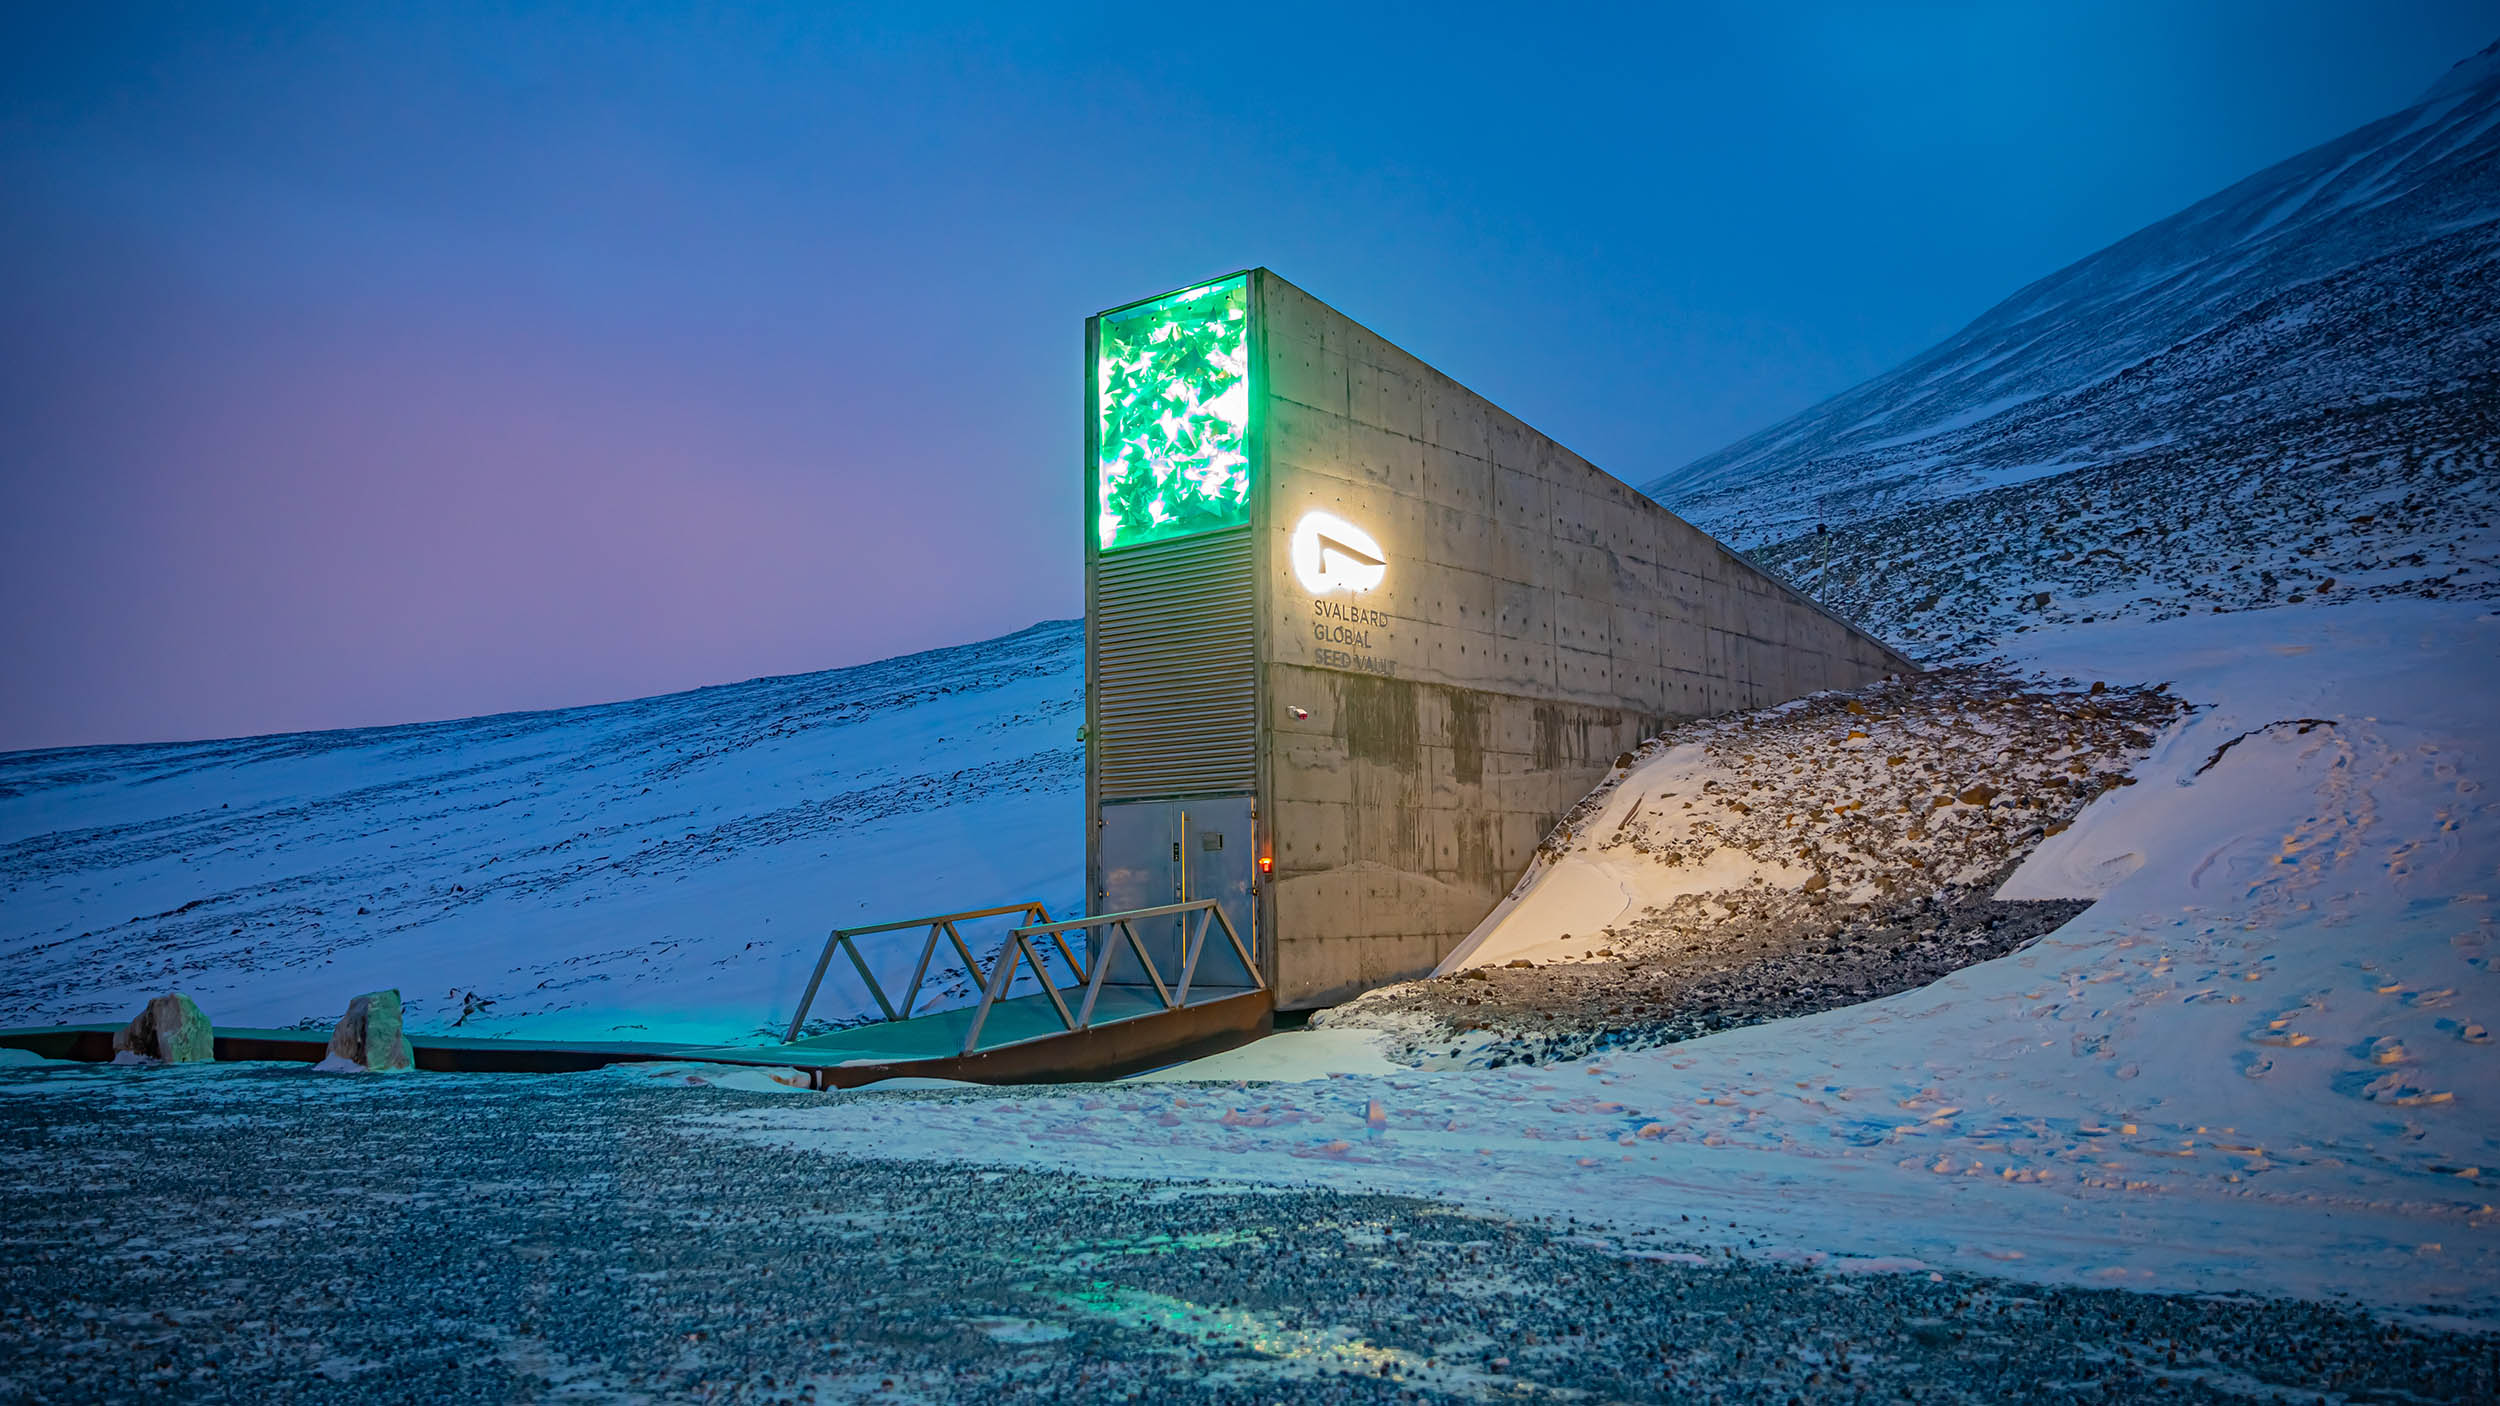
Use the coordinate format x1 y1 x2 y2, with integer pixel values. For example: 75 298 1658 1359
1 2 2487 749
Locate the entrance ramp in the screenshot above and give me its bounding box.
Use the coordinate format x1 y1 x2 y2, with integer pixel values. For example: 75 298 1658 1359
771 898 1271 1087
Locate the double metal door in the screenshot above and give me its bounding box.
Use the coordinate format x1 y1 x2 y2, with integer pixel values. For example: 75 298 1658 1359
1096 795 1255 987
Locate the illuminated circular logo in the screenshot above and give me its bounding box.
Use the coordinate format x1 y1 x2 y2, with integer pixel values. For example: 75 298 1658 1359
1290 511 1387 595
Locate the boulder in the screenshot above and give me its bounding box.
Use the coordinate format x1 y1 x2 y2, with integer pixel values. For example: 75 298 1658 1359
322 989 415 1073
111 993 214 1063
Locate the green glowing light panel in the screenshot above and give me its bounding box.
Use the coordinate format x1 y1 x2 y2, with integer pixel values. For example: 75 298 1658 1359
1094 274 1252 552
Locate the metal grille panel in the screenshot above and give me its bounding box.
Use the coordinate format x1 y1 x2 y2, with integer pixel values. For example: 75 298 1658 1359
1092 527 1256 799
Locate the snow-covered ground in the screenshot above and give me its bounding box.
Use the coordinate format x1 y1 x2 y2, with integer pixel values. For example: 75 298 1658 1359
706 57 2500 1317
0 621 1086 1044
6 34 2490 1337
723 597 2500 1318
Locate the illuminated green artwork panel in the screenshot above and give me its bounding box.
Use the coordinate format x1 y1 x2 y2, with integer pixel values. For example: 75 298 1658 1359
1095 274 1252 552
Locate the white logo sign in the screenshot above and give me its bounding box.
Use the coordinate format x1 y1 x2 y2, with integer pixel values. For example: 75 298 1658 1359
1290 511 1387 595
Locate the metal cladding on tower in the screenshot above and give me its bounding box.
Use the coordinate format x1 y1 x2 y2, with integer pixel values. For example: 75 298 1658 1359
1083 270 1913 1009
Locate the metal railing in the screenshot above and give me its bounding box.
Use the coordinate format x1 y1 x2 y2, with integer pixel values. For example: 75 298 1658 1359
782 902 1062 1044
783 897 1264 1057
960 899 1264 1055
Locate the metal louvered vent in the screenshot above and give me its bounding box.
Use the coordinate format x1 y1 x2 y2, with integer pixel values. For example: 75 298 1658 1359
1091 527 1257 800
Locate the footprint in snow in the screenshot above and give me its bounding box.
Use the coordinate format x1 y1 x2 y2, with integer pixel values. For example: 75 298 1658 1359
2339 1069 2455 1107
2360 1035 2410 1065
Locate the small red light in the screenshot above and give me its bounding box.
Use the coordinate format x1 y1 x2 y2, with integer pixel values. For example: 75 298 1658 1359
1258 856 1273 874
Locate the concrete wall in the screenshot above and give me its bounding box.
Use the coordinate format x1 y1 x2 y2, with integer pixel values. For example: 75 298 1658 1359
1254 272 1908 1008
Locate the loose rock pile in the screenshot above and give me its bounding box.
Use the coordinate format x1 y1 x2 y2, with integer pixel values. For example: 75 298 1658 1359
1344 886 2092 1068
1572 665 2181 904
1324 668 2184 1067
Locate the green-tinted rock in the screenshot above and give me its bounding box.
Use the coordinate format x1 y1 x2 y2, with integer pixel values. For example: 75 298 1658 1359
111 992 214 1063
326 989 414 1073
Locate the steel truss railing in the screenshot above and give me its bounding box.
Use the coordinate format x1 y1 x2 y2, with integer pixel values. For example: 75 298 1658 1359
783 902 1064 1045
961 900 1264 1055
782 897 1263 1057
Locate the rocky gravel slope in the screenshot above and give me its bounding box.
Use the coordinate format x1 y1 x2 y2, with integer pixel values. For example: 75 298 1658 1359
1321 668 2183 1068
1646 46 2500 659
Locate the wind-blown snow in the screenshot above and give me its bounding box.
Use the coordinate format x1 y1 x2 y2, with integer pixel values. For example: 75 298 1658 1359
725 599 2500 1315
0 622 1087 1044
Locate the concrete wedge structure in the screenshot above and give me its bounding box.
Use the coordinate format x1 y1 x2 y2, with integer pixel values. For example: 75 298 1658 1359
1085 270 1912 1009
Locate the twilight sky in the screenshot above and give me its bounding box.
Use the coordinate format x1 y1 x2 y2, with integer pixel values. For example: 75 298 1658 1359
2 2 2490 751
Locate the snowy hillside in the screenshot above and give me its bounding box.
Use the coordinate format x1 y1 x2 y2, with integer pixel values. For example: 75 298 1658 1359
1646 44 2499 655
711 44 2500 1319
742 601 2500 1313
0 622 1085 1044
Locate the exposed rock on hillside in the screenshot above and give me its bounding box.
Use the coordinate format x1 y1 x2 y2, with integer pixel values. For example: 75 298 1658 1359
1647 47 2500 656
1753 317 2494 655
1320 670 2182 1066
1564 668 2181 906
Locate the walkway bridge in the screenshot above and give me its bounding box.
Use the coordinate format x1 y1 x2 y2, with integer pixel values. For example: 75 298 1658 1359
0 899 1272 1090
767 897 1271 1087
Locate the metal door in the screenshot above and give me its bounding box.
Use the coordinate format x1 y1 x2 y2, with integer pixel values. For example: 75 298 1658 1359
1096 795 1256 988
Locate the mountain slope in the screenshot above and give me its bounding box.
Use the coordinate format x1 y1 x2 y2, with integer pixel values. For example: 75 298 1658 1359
727 51 2500 1311
1644 44 2500 655
0 621 1085 1043
9 48 2493 1062
743 598 2500 1313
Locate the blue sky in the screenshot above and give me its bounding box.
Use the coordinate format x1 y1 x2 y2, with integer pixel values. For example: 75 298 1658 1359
2 1 2490 749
